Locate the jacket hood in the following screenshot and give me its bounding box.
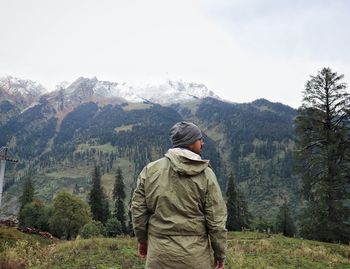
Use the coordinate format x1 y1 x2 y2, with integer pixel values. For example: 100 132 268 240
165 148 209 176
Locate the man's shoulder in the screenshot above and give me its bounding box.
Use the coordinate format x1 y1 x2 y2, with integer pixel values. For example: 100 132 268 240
147 157 168 168
203 166 217 180
144 157 169 174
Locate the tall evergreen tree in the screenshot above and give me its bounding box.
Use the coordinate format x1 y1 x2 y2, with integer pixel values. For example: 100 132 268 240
18 177 34 227
88 164 110 224
18 177 34 210
113 167 126 233
226 173 251 231
295 67 350 243
275 199 296 237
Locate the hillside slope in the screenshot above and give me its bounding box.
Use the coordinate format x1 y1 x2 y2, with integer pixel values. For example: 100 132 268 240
1 96 299 221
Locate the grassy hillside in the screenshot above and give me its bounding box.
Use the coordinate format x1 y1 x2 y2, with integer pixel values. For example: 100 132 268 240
0 225 53 252
1 228 349 269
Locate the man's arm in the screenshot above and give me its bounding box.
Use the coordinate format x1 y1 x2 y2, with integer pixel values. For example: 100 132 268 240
204 169 227 264
131 168 149 245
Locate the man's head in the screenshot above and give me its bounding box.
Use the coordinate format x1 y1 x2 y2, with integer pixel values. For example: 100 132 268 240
169 121 204 154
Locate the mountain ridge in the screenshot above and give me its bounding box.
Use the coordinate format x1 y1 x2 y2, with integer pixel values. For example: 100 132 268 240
1 76 223 108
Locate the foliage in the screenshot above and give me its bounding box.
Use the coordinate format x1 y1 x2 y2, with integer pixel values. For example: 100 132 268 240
0 101 57 159
18 177 35 227
113 167 127 233
88 164 110 224
105 218 122 237
251 217 274 233
18 199 51 231
275 200 296 237
79 221 102 239
18 177 34 211
49 191 92 240
295 68 350 243
226 174 251 231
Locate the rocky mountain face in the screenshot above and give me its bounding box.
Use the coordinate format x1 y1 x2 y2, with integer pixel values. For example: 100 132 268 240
44 77 218 111
0 76 45 107
0 76 46 124
0 75 299 221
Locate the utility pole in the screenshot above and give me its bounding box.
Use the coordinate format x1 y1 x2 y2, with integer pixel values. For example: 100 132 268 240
0 147 18 208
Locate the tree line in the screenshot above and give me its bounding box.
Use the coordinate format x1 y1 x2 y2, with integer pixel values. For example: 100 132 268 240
17 164 130 240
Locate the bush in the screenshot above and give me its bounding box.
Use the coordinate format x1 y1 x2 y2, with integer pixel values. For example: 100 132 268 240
79 222 102 239
49 192 92 240
18 199 51 231
105 218 122 237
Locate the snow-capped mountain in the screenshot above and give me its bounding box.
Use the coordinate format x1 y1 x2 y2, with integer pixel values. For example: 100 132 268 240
1 76 221 113
0 76 45 106
44 77 145 113
131 79 219 104
64 77 144 103
50 77 219 106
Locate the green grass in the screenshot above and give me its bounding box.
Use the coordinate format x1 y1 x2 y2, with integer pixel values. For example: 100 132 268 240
1 230 349 269
0 226 52 253
226 232 350 269
34 237 143 269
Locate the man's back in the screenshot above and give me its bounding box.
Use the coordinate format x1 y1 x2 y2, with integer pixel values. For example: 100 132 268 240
142 149 212 237
132 148 227 269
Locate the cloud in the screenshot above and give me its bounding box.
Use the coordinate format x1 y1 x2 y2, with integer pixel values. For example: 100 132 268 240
0 0 349 108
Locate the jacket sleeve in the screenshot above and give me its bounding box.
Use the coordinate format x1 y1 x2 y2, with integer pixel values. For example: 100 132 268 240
131 167 149 243
204 168 227 262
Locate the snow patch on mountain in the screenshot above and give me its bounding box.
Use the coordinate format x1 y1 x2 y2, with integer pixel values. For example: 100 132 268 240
1 75 221 109
131 79 219 104
56 77 219 105
0 76 46 98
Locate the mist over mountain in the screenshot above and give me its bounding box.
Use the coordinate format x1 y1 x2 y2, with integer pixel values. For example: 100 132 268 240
0 75 299 222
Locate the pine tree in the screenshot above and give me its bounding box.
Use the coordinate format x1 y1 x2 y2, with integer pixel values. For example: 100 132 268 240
295 67 350 243
19 177 34 210
18 177 34 227
275 199 296 237
113 167 126 233
226 173 251 231
88 164 110 224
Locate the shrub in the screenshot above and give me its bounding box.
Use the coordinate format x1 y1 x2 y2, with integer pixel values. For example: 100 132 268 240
105 218 122 237
79 222 102 239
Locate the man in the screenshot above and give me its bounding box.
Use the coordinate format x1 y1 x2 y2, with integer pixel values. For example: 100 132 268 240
131 121 227 269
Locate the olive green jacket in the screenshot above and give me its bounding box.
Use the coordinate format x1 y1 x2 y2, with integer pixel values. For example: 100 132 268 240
131 148 227 265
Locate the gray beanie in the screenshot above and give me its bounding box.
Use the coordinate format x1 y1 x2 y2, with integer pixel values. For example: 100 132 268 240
169 121 202 148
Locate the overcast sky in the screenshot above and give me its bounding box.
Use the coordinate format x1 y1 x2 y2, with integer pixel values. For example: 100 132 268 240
1 0 349 108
